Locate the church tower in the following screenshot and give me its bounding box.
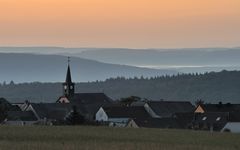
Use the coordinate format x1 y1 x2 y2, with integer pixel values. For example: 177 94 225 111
63 57 75 98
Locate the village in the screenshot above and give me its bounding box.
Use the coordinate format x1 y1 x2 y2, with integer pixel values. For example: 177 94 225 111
1 62 240 133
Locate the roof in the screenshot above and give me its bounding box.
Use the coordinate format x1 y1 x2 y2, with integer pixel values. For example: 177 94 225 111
71 93 112 104
133 118 181 129
193 112 229 131
30 103 74 120
131 101 146 106
194 112 229 124
147 101 194 117
65 65 73 83
102 106 151 119
70 93 113 119
228 112 240 122
198 103 240 113
6 111 38 121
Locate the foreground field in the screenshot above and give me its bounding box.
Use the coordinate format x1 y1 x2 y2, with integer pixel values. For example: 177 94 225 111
0 126 239 150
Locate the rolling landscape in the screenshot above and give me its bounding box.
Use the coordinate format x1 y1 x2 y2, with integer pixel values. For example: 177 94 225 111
0 0 240 150
0 47 239 103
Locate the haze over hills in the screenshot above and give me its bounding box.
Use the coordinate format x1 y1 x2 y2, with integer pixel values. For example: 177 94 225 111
0 47 239 73
74 48 240 73
0 53 176 83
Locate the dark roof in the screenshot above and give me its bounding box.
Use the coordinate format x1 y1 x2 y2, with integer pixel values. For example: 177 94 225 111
103 106 151 119
65 65 73 83
194 112 228 124
133 118 181 129
9 105 21 111
147 101 194 117
71 93 112 104
193 112 229 131
199 103 240 113
6 111 38 121
30 103 74 120
228 112 240 122
70 93 113 119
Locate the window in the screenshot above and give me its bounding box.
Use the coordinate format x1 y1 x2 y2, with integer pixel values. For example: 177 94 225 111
216 117 221 121
202 117 207 121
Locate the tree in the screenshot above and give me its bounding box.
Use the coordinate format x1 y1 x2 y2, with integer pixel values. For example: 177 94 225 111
65 106 85 125
9 80 15 86
120 96 142 106
0 98 11 122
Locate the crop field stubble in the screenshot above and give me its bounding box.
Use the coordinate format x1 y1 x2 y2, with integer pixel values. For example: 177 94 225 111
0 126 240 150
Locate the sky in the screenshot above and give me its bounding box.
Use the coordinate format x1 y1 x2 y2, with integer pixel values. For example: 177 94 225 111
0 0 240 49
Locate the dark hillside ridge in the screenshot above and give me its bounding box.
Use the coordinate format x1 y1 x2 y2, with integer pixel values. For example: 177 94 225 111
0 70 239 103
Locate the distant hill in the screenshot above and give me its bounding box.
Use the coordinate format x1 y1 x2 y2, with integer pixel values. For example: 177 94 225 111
76 48 240 73
0 53 177 83
0 70 240 104
1 47 240 73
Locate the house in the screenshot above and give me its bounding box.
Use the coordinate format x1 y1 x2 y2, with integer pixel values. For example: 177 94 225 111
195 103 240 113
4 111 38 125
95 106 152 127
147 101 194 118
221 113 240 133
131 101 160 118
112 100 195 128
24 103 74 125
131 100 194 118
56 60 112 120
58 93 112 120
194 103 240 132
192 112 229 131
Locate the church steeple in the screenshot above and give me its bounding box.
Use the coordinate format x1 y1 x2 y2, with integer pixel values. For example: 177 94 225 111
66 58 72 83
63 57 75 98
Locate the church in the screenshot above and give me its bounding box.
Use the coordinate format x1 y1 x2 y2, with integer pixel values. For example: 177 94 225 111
57 58 113 120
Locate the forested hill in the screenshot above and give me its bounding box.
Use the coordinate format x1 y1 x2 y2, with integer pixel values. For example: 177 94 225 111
0 70 240 103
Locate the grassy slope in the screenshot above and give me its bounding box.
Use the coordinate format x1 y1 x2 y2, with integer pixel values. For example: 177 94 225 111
0 126 239 150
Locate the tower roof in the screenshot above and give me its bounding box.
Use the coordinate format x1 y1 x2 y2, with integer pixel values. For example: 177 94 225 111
65 64 72 83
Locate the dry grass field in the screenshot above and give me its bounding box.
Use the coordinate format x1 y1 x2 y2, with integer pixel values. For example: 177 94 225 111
0 126 240 150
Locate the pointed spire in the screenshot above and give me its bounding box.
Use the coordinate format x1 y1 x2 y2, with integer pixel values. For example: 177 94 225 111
65 57 72 83
68 56 70 66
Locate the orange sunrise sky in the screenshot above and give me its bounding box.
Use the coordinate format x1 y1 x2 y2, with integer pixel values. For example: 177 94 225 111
0 0 240 48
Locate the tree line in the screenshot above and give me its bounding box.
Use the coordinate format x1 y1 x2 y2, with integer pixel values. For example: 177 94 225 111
0 70 239 103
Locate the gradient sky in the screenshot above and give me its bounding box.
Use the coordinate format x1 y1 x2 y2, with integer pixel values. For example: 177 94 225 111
0 0 240 48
